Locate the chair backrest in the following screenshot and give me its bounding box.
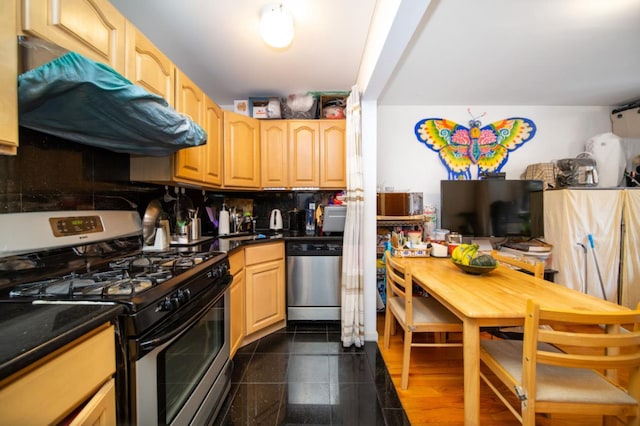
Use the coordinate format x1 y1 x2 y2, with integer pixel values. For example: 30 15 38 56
523 299 640 406
491 249 545 279
385 251 415 326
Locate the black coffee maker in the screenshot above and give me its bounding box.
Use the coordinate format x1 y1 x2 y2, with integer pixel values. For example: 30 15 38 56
288 208 306 235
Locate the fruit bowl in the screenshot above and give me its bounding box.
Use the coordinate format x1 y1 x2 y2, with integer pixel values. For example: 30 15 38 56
451 259 497 275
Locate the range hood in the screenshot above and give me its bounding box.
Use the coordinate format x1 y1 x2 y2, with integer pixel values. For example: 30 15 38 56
18 37 207 156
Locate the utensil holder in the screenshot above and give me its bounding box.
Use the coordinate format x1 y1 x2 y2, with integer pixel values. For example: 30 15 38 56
190 218 201 241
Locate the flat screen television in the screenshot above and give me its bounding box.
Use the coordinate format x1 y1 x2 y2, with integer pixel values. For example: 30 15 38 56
440 179 544 238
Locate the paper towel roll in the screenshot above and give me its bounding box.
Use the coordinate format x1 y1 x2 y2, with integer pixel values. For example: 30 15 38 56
218 209 229 236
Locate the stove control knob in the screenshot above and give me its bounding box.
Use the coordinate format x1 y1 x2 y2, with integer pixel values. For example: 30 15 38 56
157 296 179 312
177 289 190 303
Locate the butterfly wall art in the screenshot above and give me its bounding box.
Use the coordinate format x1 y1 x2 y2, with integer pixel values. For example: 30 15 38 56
414 111 536 180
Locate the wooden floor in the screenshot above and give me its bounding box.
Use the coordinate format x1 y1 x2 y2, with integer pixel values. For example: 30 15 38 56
375 312 619 426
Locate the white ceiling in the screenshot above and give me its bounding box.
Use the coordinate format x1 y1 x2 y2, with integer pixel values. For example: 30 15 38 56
110 0 375 106
110 0 640 108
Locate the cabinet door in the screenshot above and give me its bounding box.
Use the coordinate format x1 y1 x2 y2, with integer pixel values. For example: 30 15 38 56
245 259 285 334
0 0 18 155
125 24 174 106
223 111 261 188
22 0 126 74
230 269 245 357
260 120 288 188
289 121 320 187
319 120 347 188
68 378 116 426
173 70 205 182
202 97 223 186
0 324 115 424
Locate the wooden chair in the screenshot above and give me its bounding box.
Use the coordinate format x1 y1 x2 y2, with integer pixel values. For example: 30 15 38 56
383 250 463 390
485 250 546 340
480 299 640 425
491 249 545 279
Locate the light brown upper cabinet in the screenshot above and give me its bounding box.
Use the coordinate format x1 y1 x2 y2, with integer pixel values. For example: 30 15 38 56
21 0 126 74
223 111 261 189
289 121 320 187
288 120 346 189
319 120 347 188
202 98 223 186
129 67 223 188
260 120 288 188
124 23 174 106
0 0 18 155
173 69 206 182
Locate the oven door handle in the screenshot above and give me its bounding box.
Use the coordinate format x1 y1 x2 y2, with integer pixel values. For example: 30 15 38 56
139 284 225 352
140 310 203 351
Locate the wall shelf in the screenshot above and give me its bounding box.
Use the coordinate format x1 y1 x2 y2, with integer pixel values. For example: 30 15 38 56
376 215 425 227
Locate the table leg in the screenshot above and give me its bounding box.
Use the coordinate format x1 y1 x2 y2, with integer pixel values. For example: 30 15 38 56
463 318 480 426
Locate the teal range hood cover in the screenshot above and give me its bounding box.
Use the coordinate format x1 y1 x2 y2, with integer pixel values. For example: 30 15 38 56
18 51 207 156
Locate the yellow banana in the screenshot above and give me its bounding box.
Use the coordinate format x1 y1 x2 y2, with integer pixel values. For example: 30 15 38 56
452 246 463 262
460 245 478 265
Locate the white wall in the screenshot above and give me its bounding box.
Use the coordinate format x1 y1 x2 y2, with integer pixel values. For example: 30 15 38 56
377 105 612 212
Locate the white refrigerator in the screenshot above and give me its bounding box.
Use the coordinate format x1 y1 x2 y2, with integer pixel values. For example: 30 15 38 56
544 188 640 307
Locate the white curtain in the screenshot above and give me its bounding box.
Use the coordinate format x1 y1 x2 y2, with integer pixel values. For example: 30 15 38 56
543 189 624 302
621 190 640 308
341 85 365 347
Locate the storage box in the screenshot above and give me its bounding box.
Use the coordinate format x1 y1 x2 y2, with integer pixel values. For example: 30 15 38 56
612 103 640 138
249 97 281 119
281 94 318 119
234 100 249 116
391 244 431 258
320 94 348 119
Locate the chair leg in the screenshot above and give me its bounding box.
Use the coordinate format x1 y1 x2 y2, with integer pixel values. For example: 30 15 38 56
384 306 392 349
521 400 535 426
401 329 412 390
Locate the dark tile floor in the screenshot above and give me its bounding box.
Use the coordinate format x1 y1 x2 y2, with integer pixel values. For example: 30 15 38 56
214 321 410 425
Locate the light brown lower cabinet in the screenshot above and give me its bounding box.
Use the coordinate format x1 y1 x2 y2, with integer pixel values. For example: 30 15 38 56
0 324 116 425
229 250 245 357
244 242 285 335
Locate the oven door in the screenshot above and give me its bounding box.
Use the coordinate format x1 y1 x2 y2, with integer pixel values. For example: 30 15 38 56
134 282 231 426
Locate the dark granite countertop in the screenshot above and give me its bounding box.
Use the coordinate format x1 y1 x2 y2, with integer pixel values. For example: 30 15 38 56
216 231 343 255
0 301 123 381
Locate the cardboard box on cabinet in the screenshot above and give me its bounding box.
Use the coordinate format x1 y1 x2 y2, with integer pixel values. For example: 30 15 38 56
234 100 249 116
611 104 640 138
249 97 281 119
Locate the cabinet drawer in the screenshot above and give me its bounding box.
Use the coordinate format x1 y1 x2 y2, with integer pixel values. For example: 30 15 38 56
244 241 284 266
229 250 245 275
0 324 115 424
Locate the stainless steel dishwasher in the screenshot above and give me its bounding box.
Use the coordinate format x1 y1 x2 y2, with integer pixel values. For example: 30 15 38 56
286 241 342 320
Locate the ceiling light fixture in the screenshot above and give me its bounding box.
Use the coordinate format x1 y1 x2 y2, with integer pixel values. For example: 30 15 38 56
260 3 294 49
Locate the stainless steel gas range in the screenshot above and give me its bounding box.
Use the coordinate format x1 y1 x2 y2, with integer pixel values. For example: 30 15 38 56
0 210 232 425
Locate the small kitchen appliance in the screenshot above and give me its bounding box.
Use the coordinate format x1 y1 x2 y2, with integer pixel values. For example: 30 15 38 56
376 192 423 216
288 208 306 235
269 209 283 231
322 205 347 234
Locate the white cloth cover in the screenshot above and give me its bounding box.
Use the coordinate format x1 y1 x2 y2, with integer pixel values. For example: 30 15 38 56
543 189 624 302
621 190 640 308
341 86 365 347
585 132 625 187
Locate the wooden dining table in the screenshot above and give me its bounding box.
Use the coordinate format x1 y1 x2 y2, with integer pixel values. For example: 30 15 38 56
396 256 632 426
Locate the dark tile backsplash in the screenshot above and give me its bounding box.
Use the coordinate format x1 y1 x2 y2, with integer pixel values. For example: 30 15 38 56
1 128 341 236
